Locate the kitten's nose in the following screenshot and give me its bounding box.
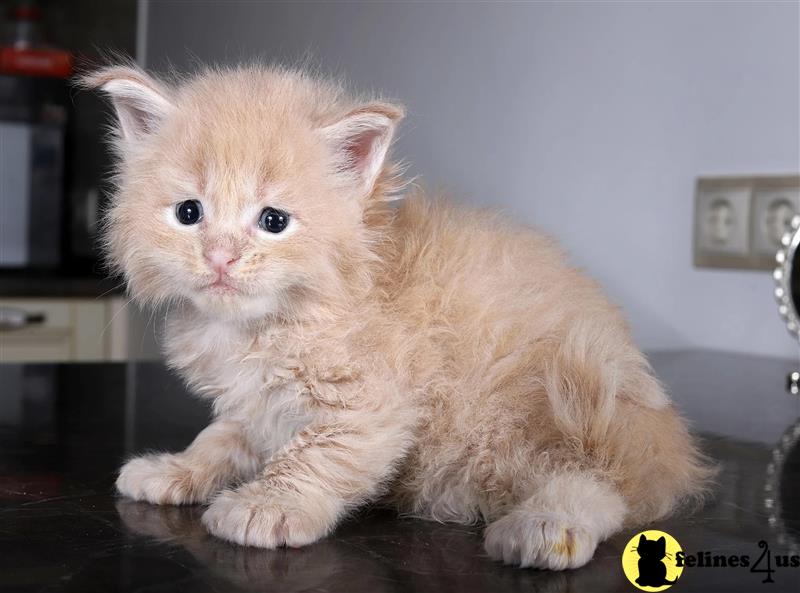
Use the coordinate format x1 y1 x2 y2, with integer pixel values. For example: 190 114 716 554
204 247 240 274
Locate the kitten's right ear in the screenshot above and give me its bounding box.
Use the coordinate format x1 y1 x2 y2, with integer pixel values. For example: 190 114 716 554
638 534 647 545
82 66 174 142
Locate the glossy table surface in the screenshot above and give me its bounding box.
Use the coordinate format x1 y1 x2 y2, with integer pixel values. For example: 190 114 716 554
1 350 800 592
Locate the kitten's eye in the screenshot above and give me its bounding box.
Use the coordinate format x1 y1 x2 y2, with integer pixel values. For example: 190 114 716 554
259 207 290 233
175 200 203 225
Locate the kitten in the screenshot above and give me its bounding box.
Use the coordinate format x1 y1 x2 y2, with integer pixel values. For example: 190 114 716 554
634 535 675 587
85 63 712 570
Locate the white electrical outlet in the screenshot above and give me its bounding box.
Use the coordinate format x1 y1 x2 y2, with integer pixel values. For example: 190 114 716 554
694 175 800 270
694 187 750 257
752 188 800 258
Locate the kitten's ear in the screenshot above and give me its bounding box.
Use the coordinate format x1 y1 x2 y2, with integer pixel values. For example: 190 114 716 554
82 66 174 143
639 534 647 546
657 536 666 549
320 102 405 198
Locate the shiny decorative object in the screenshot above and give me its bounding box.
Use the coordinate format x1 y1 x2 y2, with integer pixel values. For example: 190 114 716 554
788 372 800 396
774 215 800 395
764 417 800 555
774 215 800 339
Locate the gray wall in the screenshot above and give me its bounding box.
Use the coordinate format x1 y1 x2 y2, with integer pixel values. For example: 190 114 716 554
146 1 800 358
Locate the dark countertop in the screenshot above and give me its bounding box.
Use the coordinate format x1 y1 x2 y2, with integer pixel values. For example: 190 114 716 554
0 269 123 298
1 350 800 592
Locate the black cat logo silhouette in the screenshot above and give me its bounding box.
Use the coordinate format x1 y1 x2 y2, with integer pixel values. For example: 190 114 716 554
635 535 676 587
622 530 684 591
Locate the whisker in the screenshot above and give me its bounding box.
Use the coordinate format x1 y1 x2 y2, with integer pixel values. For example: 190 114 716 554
98 295 134 346
138 303 157 357
94 278 126 300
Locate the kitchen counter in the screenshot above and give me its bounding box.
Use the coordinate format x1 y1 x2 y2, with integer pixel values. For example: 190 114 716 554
1 350 799 592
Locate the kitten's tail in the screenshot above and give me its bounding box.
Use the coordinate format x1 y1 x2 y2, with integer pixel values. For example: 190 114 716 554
542 338 716 526
621 385 717 524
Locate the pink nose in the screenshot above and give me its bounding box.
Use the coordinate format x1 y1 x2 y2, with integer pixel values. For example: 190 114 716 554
204 247 240 273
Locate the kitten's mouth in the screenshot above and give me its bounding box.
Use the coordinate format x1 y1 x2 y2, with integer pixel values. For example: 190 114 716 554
203 277 240 294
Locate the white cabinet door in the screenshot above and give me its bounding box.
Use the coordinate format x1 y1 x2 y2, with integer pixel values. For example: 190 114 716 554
0 297 129 362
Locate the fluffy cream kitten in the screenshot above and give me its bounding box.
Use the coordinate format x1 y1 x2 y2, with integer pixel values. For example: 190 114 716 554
86 63 711 570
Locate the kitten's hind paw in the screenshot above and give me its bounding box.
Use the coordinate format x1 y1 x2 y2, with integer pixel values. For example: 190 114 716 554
484 511 598 570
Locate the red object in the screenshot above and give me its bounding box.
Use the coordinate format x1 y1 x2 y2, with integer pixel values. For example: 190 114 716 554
0 46 72 78
11 5 43 21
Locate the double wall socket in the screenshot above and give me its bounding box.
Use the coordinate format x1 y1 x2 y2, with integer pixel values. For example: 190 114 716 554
694 175 800 270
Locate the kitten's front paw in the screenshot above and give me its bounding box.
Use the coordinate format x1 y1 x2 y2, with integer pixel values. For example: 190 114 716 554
116 454 213 505
484 512 597 570
201 482 339 548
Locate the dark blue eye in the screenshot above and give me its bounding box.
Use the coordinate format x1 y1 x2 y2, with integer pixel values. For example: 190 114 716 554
175 200 203 225
259 207 289 233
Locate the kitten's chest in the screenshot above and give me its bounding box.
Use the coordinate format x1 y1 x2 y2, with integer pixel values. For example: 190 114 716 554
165 318 313 457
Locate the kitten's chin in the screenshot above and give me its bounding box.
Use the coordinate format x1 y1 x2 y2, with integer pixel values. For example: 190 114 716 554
189 290 280 322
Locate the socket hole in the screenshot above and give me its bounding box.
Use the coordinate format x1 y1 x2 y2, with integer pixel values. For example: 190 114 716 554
765 198 796 246
706 198 735 245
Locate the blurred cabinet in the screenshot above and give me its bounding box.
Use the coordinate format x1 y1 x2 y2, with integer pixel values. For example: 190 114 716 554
0 297 129 362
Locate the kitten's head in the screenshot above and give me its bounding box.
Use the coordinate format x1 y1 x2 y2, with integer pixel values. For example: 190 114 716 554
85 64 404 320
637 535 667 560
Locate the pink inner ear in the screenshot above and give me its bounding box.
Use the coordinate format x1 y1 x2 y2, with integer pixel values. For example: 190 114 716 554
344 128 382 175
121 105 161 138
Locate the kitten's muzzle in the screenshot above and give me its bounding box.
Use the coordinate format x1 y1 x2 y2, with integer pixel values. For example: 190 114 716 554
204 246 241 275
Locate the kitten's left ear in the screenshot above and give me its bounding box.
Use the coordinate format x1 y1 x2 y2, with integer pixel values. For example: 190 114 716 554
320 102 404 198
82 65 174 143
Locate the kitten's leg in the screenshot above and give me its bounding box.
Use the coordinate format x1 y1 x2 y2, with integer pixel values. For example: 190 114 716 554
117 420 259 505
484 471 626 570
201 391 410 548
